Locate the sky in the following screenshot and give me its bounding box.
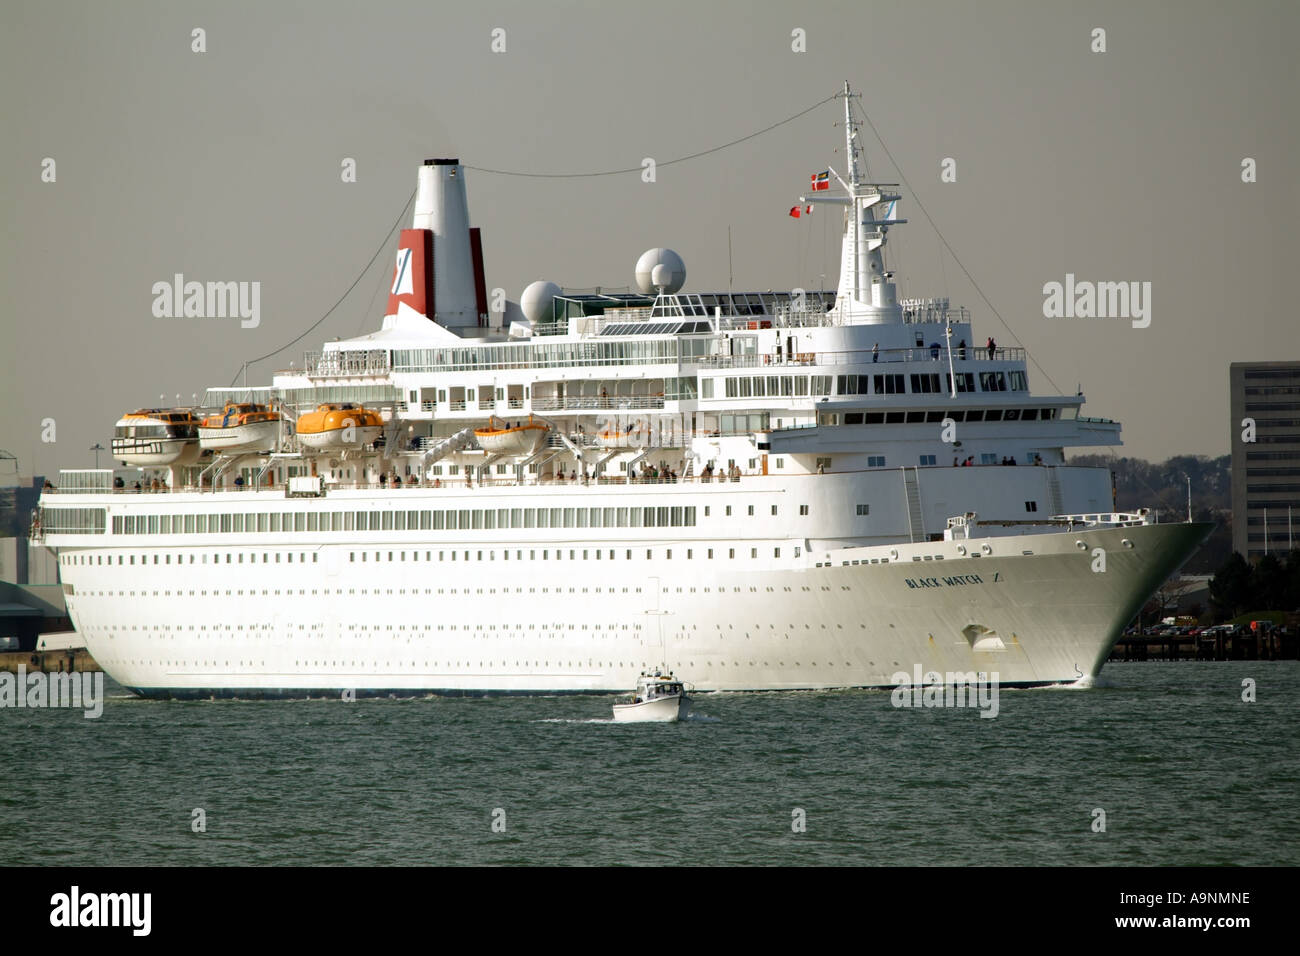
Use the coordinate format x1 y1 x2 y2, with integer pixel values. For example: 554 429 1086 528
2 0 1297 479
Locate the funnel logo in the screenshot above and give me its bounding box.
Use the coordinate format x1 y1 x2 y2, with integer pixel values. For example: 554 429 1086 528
392 248 414 296
386 228 433 318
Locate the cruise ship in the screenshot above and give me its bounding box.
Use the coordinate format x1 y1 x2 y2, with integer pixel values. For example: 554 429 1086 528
32 85 1210 698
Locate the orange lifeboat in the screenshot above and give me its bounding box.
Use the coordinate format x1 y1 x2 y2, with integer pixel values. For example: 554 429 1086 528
295 403 384 449
111 409 201 466
198 402 281 453
473 415 550 456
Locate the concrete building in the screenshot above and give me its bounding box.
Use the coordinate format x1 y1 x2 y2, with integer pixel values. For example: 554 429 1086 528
1230 362 1300 558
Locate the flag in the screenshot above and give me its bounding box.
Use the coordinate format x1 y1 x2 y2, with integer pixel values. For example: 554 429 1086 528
789 206 801 218
789 205 813 218
810 170 830 191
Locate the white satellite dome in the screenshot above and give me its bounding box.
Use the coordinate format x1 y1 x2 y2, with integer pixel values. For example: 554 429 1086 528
634 248 686 295
519 280 562 324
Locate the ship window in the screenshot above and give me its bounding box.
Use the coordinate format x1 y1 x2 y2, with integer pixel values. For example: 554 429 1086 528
1025 501 1038 512
1022 408 1039 421
729 549 735 559
747 505 754 516
905 412 926 423
885 412 904 424
800 505 809 515
981 454 998 465
857 504 870 515
946 372 976 393
725 505 732 516
1004 408 1021 421
919 455 937 466
965 410 984 422
844 413 864 425
985 410 1004 422
350 552 354 562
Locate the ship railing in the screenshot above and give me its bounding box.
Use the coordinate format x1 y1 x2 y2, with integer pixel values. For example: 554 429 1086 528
692 346 1025 370
299 349 392 378
1050 510 1154 527
55 469 115 492
532 396 665 412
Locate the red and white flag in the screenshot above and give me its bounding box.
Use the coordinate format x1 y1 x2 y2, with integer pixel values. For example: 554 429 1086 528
810 170 830 191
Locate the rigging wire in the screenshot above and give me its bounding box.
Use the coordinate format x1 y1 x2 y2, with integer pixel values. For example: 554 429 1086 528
851 99 1064 396
229 188 417 385
464 95 837 178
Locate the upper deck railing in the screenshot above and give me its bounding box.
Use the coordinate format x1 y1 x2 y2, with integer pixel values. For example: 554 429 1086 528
693 345 1025 370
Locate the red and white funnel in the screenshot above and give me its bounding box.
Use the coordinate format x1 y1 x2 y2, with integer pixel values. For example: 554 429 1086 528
386 158 488 332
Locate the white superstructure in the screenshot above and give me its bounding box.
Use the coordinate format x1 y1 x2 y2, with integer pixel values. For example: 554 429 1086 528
32 84 1210 699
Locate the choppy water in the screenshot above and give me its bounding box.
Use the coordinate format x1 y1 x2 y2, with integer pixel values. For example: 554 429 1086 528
2 661 1296 866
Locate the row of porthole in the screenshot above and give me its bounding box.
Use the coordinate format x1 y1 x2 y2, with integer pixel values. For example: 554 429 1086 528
110 659 860 671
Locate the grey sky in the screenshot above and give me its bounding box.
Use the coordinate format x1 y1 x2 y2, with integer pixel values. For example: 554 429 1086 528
2 0 1297 478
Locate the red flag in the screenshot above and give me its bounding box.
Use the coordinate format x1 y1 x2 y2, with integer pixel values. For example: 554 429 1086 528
805 205 813 215
789 206 801 218
810 170 830 191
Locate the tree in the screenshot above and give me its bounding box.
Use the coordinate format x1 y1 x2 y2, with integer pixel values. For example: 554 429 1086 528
1208 552 1252 621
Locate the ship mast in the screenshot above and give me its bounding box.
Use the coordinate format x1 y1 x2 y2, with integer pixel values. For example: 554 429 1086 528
823 82 905 323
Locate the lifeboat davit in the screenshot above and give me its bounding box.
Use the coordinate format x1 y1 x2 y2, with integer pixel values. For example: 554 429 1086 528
474 416 549 457
296 403 384 449
198 402 281 453
111 409 202 466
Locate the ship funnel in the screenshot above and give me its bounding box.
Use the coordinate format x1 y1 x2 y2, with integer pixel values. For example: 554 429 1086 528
385 159 487 331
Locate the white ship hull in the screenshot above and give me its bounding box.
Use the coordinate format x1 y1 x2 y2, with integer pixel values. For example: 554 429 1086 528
46 492 1209 698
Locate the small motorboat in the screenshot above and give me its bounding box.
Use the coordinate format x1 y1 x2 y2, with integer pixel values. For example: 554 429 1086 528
612 669 692 723
296 402 383 449
474 415 549 456
199 402 282 453
111 409 202 466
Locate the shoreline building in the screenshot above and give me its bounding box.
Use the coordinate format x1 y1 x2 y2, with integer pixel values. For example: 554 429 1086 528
1230 361 1300 559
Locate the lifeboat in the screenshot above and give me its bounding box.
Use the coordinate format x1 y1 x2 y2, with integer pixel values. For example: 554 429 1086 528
111 409 201 466
474 416 549 456
597 420 651 448
596 429 631 449
198 402 281 453
295 402 384 449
